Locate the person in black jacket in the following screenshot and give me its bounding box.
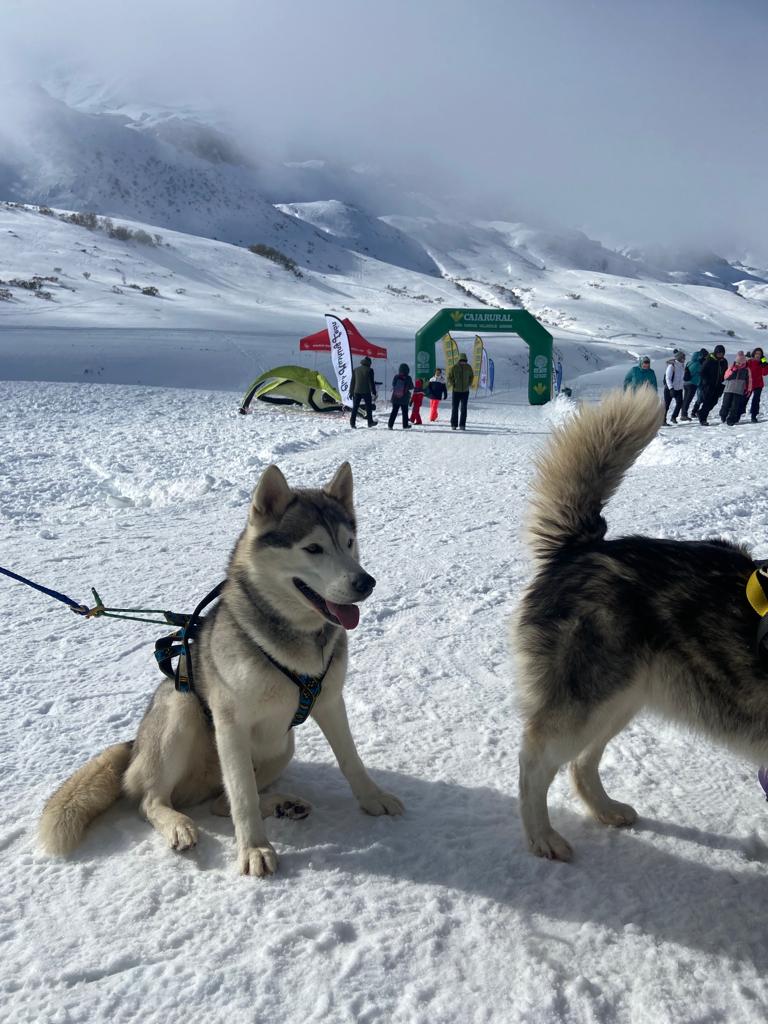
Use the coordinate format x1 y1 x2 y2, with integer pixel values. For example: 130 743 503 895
388 363 414 430
697 345 728 426
349 356 377 428
425 368 448 422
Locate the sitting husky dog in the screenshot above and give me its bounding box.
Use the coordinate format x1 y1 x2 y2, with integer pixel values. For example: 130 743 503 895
40 462 403 876
515 387 766 861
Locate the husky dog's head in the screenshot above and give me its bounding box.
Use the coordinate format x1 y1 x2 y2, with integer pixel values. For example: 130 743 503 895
241 462 375 632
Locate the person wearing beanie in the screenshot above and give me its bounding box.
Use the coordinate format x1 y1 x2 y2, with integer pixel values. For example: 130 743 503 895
388 362 414 429
623 355 658 393
447 353 474 430
745 346 768 422
663 350 686 424
349 355 377 428
697 344 728 425
425 367 448 421
681 348 708 420
409 378 425 425
720 350 749 426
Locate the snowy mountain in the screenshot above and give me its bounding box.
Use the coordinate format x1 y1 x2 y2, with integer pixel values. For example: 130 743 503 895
2 83 767 300
2 199 768 393
2 84 768 398
276 200 441 276
0 85 435 253
0 87 351 258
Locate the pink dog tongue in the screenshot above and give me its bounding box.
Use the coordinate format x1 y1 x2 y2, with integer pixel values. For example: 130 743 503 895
326 601 360 630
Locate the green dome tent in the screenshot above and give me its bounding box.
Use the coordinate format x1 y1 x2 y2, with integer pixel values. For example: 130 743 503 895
238 365 343 415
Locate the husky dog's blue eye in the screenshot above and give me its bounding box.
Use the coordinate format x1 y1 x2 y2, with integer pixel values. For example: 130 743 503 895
304 543 323 554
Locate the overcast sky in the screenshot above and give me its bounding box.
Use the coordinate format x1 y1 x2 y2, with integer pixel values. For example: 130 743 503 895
2 0 767 257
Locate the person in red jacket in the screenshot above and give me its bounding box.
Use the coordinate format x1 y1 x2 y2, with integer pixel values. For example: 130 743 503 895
409 379 425 425
746 346 768 422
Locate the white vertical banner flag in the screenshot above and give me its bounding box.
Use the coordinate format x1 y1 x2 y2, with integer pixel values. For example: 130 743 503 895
479 347 489 392
325 313 353 408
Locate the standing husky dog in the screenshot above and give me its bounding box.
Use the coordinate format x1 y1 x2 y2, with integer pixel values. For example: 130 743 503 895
40 462 403 876
515 387 767 861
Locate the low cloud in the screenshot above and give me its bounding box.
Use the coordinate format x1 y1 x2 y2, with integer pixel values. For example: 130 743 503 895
2 0 767 259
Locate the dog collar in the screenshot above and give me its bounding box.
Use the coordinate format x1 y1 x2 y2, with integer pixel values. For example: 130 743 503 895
746 564 768 668
747 567 768 618
745 566 768 803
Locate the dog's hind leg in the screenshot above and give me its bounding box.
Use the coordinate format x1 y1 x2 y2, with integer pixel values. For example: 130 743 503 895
134 741 202 851
124 688 211 852
519 727 581 862
140 791 199 851
570 701 639 827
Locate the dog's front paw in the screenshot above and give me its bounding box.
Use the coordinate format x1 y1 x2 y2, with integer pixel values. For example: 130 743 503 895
529 829 573 862
238 842 278 877
358 789 404 816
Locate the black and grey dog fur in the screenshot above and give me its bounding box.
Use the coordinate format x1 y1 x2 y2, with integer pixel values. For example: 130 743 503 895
514 387 766 861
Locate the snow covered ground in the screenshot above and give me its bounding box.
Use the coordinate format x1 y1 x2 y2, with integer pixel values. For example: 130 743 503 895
3 362 768 1023
3 151 768 1021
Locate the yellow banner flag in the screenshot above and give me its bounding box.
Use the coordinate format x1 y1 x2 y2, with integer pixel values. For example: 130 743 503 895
441 333 460 387
472 336 484 393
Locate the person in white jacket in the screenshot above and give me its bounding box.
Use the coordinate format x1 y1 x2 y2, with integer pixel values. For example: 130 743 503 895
664 350 687 424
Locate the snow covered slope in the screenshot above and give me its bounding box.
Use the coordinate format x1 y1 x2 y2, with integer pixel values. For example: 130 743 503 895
0 87 367 257
3 201 768 396
277 200 441 275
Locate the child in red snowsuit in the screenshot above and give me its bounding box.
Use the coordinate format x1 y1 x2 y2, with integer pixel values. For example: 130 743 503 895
409 379 425 424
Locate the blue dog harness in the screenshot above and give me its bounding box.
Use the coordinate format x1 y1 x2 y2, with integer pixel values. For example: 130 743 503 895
154 582 332 730
256 644 334 729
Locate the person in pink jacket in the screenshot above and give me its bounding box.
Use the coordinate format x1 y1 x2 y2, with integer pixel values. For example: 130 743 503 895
720 351 750 426
745 346 768 423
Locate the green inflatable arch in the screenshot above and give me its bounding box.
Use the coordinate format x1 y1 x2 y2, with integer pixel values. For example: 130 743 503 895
415 308 554 405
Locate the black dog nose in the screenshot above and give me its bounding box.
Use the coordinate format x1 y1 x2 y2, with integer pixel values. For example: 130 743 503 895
353 572 376 594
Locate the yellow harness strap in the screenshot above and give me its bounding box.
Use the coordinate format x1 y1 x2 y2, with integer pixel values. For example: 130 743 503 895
747 568 768 618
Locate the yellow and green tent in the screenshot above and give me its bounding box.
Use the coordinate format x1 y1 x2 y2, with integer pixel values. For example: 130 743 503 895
239 366 343 414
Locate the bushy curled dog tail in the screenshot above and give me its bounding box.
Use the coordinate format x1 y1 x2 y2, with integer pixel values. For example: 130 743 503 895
527 387 662 562
39 741 134 855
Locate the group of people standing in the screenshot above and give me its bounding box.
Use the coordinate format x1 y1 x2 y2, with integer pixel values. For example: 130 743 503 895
623 345 768 426
349 353 475 431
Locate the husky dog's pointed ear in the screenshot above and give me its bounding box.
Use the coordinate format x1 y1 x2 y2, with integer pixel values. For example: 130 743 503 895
249 465 292 525
324 462 354 515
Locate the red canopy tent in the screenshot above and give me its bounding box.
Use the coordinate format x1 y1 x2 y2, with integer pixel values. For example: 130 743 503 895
299 318 388 359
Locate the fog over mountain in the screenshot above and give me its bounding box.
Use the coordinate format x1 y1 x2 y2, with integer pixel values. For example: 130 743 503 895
1 0 766 261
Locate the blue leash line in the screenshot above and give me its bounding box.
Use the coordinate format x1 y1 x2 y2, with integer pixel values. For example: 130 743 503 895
0 564 90 615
